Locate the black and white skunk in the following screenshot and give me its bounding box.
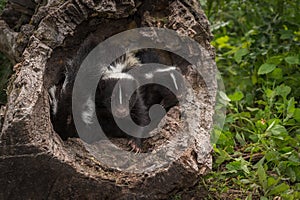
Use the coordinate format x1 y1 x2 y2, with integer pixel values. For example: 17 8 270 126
142 66 185 111
48 37 99 140
94 53 150 152
48 40 184 152
49 51 150 151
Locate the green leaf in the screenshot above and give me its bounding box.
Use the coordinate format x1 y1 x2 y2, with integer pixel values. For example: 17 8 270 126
255 120 267 132
294 108 300 122
285 56 300 65
267 177 279 187
215 149 231 165
270 68 283 80
257 164 267 191
228 91 244 101
226 161 241 171
219 91 231 102
251 74 257 84
287 98 295 118
260 197 268 200
246 195 253 200
268 125 288 137
266 120 276 132
275 84 291 99
267 55 284 65
280 30 294 40
286 166 297 182
215 35 229 45
235 132 246 146
269 183 290 195
240 162 250 174
265 151 280 162
258 63 276 75
246 107 260 112
226 158 250 174
265 88 274 99
234 48 249 63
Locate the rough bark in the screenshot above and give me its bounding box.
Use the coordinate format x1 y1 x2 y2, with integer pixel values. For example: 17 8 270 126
0 0 216 199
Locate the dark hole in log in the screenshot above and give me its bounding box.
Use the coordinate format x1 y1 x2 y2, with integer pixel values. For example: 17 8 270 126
42 7 201 153
46 44 188 152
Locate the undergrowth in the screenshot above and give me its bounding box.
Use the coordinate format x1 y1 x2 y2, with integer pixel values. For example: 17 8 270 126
200 0 300 199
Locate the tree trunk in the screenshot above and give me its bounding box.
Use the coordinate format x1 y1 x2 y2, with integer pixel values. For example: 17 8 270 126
0 0 217 199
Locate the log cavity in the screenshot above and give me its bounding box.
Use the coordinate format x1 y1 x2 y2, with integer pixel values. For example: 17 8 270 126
44 19 194 152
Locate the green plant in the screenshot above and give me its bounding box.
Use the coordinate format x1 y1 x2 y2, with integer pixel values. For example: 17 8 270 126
201 0 300 199
0 0 7 12
0 53 12 105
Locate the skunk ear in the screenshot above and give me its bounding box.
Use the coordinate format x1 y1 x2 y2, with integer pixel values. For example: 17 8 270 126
99 79 106 90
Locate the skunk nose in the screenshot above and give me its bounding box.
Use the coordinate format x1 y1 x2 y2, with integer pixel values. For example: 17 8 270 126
176 93 183 99
114 107 129 118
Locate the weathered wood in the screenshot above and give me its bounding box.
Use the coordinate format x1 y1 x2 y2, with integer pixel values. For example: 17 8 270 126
0 0 216 199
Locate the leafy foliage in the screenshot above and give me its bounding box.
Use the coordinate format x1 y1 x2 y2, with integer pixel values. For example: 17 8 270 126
200 0 300 199
0 1 12 105
0 53 12 105
0 0 6 12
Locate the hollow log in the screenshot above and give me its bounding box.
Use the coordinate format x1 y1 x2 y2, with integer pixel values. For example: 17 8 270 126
0 0 217 199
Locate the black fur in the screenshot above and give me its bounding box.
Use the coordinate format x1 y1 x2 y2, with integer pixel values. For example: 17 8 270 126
48 41 182 152
49 36 99 140
95 54 150 150
142 66 185 111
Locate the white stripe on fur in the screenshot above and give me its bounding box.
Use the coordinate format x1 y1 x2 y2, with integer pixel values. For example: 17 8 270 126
170 72 178 90
102 72 134 80
81 96 95 125
49 85 58 115
155 66 176 73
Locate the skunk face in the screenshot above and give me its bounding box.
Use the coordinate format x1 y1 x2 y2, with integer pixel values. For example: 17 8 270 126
142 66 185 110
153 67 185 99
98 74 139 118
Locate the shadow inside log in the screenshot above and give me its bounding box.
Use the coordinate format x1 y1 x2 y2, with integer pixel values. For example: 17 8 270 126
44 24 195 153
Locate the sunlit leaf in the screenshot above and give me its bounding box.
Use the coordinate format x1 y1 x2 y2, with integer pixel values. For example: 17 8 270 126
285 56 300 65
269 183 290 195
268 125 288 137
275 84 291 99
228 91 244 101
267 177 279 187
258 63 276 75
294 108 300 122
257 164 267 191
234 48 249 63
287 98 295 119
267 55 284 65
219 91 231 102
235 132 246 146
270 68 283 80
265 151 279 162
246 107 260 112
